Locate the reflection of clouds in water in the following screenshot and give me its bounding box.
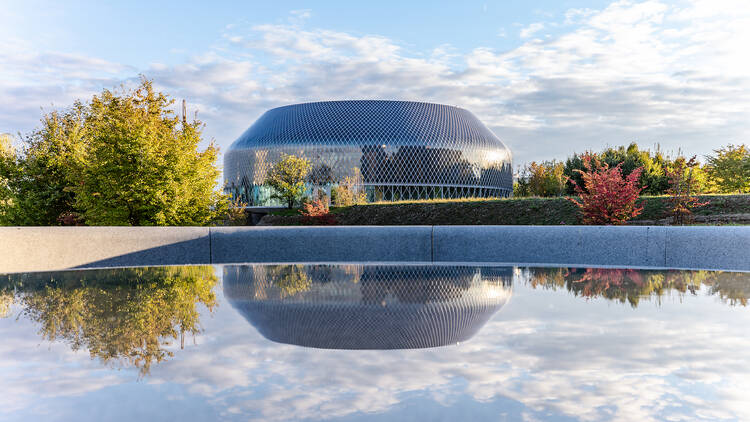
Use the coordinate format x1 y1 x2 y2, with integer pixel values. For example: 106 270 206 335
1 266 749 421
143 270 750 422
0 316 125 416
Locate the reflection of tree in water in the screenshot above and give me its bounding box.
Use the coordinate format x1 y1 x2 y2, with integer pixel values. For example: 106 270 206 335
233 264 358 301
707 273 750 306
0 266 218 376
238 265 512 304
265 265 311 298
526 267 750 307
0 290 12 318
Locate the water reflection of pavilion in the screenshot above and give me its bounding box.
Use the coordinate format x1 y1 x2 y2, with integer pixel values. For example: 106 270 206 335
224 265 513 350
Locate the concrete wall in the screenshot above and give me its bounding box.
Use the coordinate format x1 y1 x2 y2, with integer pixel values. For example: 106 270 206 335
0 227 210 273
211 226 431 264
1 226 748 273
433 226 667 267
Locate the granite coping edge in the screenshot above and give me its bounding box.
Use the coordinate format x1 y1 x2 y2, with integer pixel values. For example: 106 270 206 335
0 226 747 273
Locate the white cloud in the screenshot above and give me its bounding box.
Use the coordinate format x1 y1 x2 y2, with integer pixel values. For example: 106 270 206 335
289 9 311 20
520 22 545 38
0 1 748 168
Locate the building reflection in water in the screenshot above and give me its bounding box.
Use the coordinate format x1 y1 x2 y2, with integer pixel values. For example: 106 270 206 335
223 265 513 350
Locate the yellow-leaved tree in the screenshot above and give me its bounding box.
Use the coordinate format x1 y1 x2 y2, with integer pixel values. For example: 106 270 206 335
1 77 228 226
265 154 311 209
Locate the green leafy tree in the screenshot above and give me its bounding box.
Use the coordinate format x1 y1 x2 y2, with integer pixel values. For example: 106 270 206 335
665 156 709 225
565 143 671 195
520 160 567 197
72 79 227 225
705 144 750 193
265 154 311 209
513 165 531 197
1 78 228 226
0 107 87 225
0 133 16 223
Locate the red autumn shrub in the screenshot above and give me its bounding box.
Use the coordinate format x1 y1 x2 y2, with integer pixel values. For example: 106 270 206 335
665 156 709 225
299 198 337 225
567 153 645 225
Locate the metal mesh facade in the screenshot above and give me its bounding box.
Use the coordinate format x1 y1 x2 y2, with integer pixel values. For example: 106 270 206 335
224 100 513 206
223 264 513 349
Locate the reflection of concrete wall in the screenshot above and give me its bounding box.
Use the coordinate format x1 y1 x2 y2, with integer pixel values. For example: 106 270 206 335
2 226 750 273
223 265 513 349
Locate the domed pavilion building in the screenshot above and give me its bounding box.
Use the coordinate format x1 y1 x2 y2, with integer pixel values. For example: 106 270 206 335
224 100 512 205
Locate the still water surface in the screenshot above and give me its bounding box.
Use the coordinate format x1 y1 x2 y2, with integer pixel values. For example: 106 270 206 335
1 264 748 421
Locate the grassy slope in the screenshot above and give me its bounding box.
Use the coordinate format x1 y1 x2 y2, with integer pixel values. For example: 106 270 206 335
265 194 750 226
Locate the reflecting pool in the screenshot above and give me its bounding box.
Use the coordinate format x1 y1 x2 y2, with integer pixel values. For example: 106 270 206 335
1 264 749 421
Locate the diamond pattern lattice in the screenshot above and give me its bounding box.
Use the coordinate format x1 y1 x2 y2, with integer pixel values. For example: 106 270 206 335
224 100 513 205
223 264 514 349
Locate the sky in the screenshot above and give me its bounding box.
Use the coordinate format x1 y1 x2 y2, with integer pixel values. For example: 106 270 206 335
1 0 749 173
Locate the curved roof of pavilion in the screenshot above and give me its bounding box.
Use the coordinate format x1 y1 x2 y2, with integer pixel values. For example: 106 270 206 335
228 100 510 151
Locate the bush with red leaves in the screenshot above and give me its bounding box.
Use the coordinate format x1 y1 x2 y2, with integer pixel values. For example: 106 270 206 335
567 153 645 225
299 199 337 225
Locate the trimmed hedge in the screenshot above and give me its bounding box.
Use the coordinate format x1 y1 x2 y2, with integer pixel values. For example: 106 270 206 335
263 195 750 226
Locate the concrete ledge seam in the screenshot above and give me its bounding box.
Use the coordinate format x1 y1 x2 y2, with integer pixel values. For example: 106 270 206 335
0 226 748 273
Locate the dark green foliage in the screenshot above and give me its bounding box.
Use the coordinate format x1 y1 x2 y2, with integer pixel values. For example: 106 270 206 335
564 143 671 195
